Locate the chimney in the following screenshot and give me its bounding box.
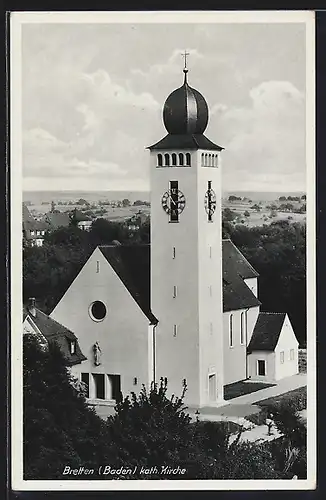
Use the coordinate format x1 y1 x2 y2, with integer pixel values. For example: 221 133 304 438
28 297 36 317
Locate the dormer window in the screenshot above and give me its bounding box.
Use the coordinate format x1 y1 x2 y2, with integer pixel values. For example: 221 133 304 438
70 340 76 355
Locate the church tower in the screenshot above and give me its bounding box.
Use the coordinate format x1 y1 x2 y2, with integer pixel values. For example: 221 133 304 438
148 59 224 407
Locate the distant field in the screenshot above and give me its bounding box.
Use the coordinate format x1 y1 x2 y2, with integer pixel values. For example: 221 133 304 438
29 203 150 222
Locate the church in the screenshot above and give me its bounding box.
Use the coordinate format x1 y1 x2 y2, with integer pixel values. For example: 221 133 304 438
25 62 299 411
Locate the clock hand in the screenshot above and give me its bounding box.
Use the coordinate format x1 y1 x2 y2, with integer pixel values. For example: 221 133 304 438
168 193 177 207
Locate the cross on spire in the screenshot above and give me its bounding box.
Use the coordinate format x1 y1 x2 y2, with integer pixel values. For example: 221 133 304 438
182 50 190 70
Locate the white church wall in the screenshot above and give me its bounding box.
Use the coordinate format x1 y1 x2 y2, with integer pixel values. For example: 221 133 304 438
197 151 224 404
274 314 299 381
244 277 258 298
223 310 247 385
50 247 152 401
246 305 260 344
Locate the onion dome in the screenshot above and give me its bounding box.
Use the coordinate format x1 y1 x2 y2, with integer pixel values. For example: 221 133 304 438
163 68 209 135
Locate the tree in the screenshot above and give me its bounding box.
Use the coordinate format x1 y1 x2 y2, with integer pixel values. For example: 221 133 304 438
251 204 261 212
122 198 131 207
223 208 237 222
23 334 111 479
279 196 287 201
244 211 250 218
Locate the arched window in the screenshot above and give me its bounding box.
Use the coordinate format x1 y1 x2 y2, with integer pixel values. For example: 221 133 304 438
201 153 204 167
229 314 233 347
164 153 170 166
205 153 208 166
185 153 191 166
179 153 184 166
172 153 177 166
208 154 212 166
157 154 163 166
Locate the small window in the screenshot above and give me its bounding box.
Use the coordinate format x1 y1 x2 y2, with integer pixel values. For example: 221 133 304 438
229 314 233 347
133 377 138 385
210 322 213 335
257 360 266 376
209 246 212 258
89 301 107 321
280 351 285 364
209 285 212 296
172 153 177 166
185 153 191 166
93 373 105 399
70 340 76 355
290 349 295 360
96 260 100 273
179 153 184 166
173 285 177 298
157 154 163 166
164 153 170 166
240 311 246 345
30 230 35 236
173 325 177 337
172 246 176 259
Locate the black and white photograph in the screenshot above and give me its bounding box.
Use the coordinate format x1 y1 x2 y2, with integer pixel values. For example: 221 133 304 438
10 10 316 490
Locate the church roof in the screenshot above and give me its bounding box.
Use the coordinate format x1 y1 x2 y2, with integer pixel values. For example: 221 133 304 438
24 306 87 366
98 240 259 319
147 133 223 151
99 245 158 325
222 239 261 312
222 239 259 279
247 312 287 352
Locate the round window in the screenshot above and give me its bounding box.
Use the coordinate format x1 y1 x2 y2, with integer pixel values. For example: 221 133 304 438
89 301 107 322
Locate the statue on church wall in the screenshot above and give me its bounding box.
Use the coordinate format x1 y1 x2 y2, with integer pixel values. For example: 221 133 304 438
93 341 102 366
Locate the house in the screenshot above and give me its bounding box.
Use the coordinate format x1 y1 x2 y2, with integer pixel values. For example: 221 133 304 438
43 208 71 230
23 298 86 367
70 209 93 231
22 203 48 247
49 65 299 410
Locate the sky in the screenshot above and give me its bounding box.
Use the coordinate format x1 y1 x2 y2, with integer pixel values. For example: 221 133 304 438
21 20 307 192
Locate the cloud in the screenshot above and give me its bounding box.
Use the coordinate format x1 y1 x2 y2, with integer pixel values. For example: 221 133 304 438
211 81 306 191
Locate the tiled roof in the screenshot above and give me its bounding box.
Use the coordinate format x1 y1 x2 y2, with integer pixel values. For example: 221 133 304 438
72 209 92 222
24 306 87 366
222 239 261 312
147 133 223 151
43 211 71 229
99 244 158 325
247 312 286 352
222 239 259 279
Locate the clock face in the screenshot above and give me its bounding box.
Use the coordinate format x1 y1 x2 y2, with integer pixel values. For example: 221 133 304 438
161 189 186 215
204 188 217 216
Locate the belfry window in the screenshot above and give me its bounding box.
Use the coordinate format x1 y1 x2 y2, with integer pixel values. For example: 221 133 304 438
157 154 163 166
185 153 191 166
164 153 170 166
172 153 177 166
179 153 184 166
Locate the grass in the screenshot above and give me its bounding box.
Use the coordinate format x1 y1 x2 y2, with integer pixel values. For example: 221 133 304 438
255 386 307 412
223 381 275 401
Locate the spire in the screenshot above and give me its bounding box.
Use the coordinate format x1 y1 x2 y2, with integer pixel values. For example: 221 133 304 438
182 50 190 84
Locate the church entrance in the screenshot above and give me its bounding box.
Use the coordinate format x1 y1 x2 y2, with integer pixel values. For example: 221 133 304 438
208 374 217 402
